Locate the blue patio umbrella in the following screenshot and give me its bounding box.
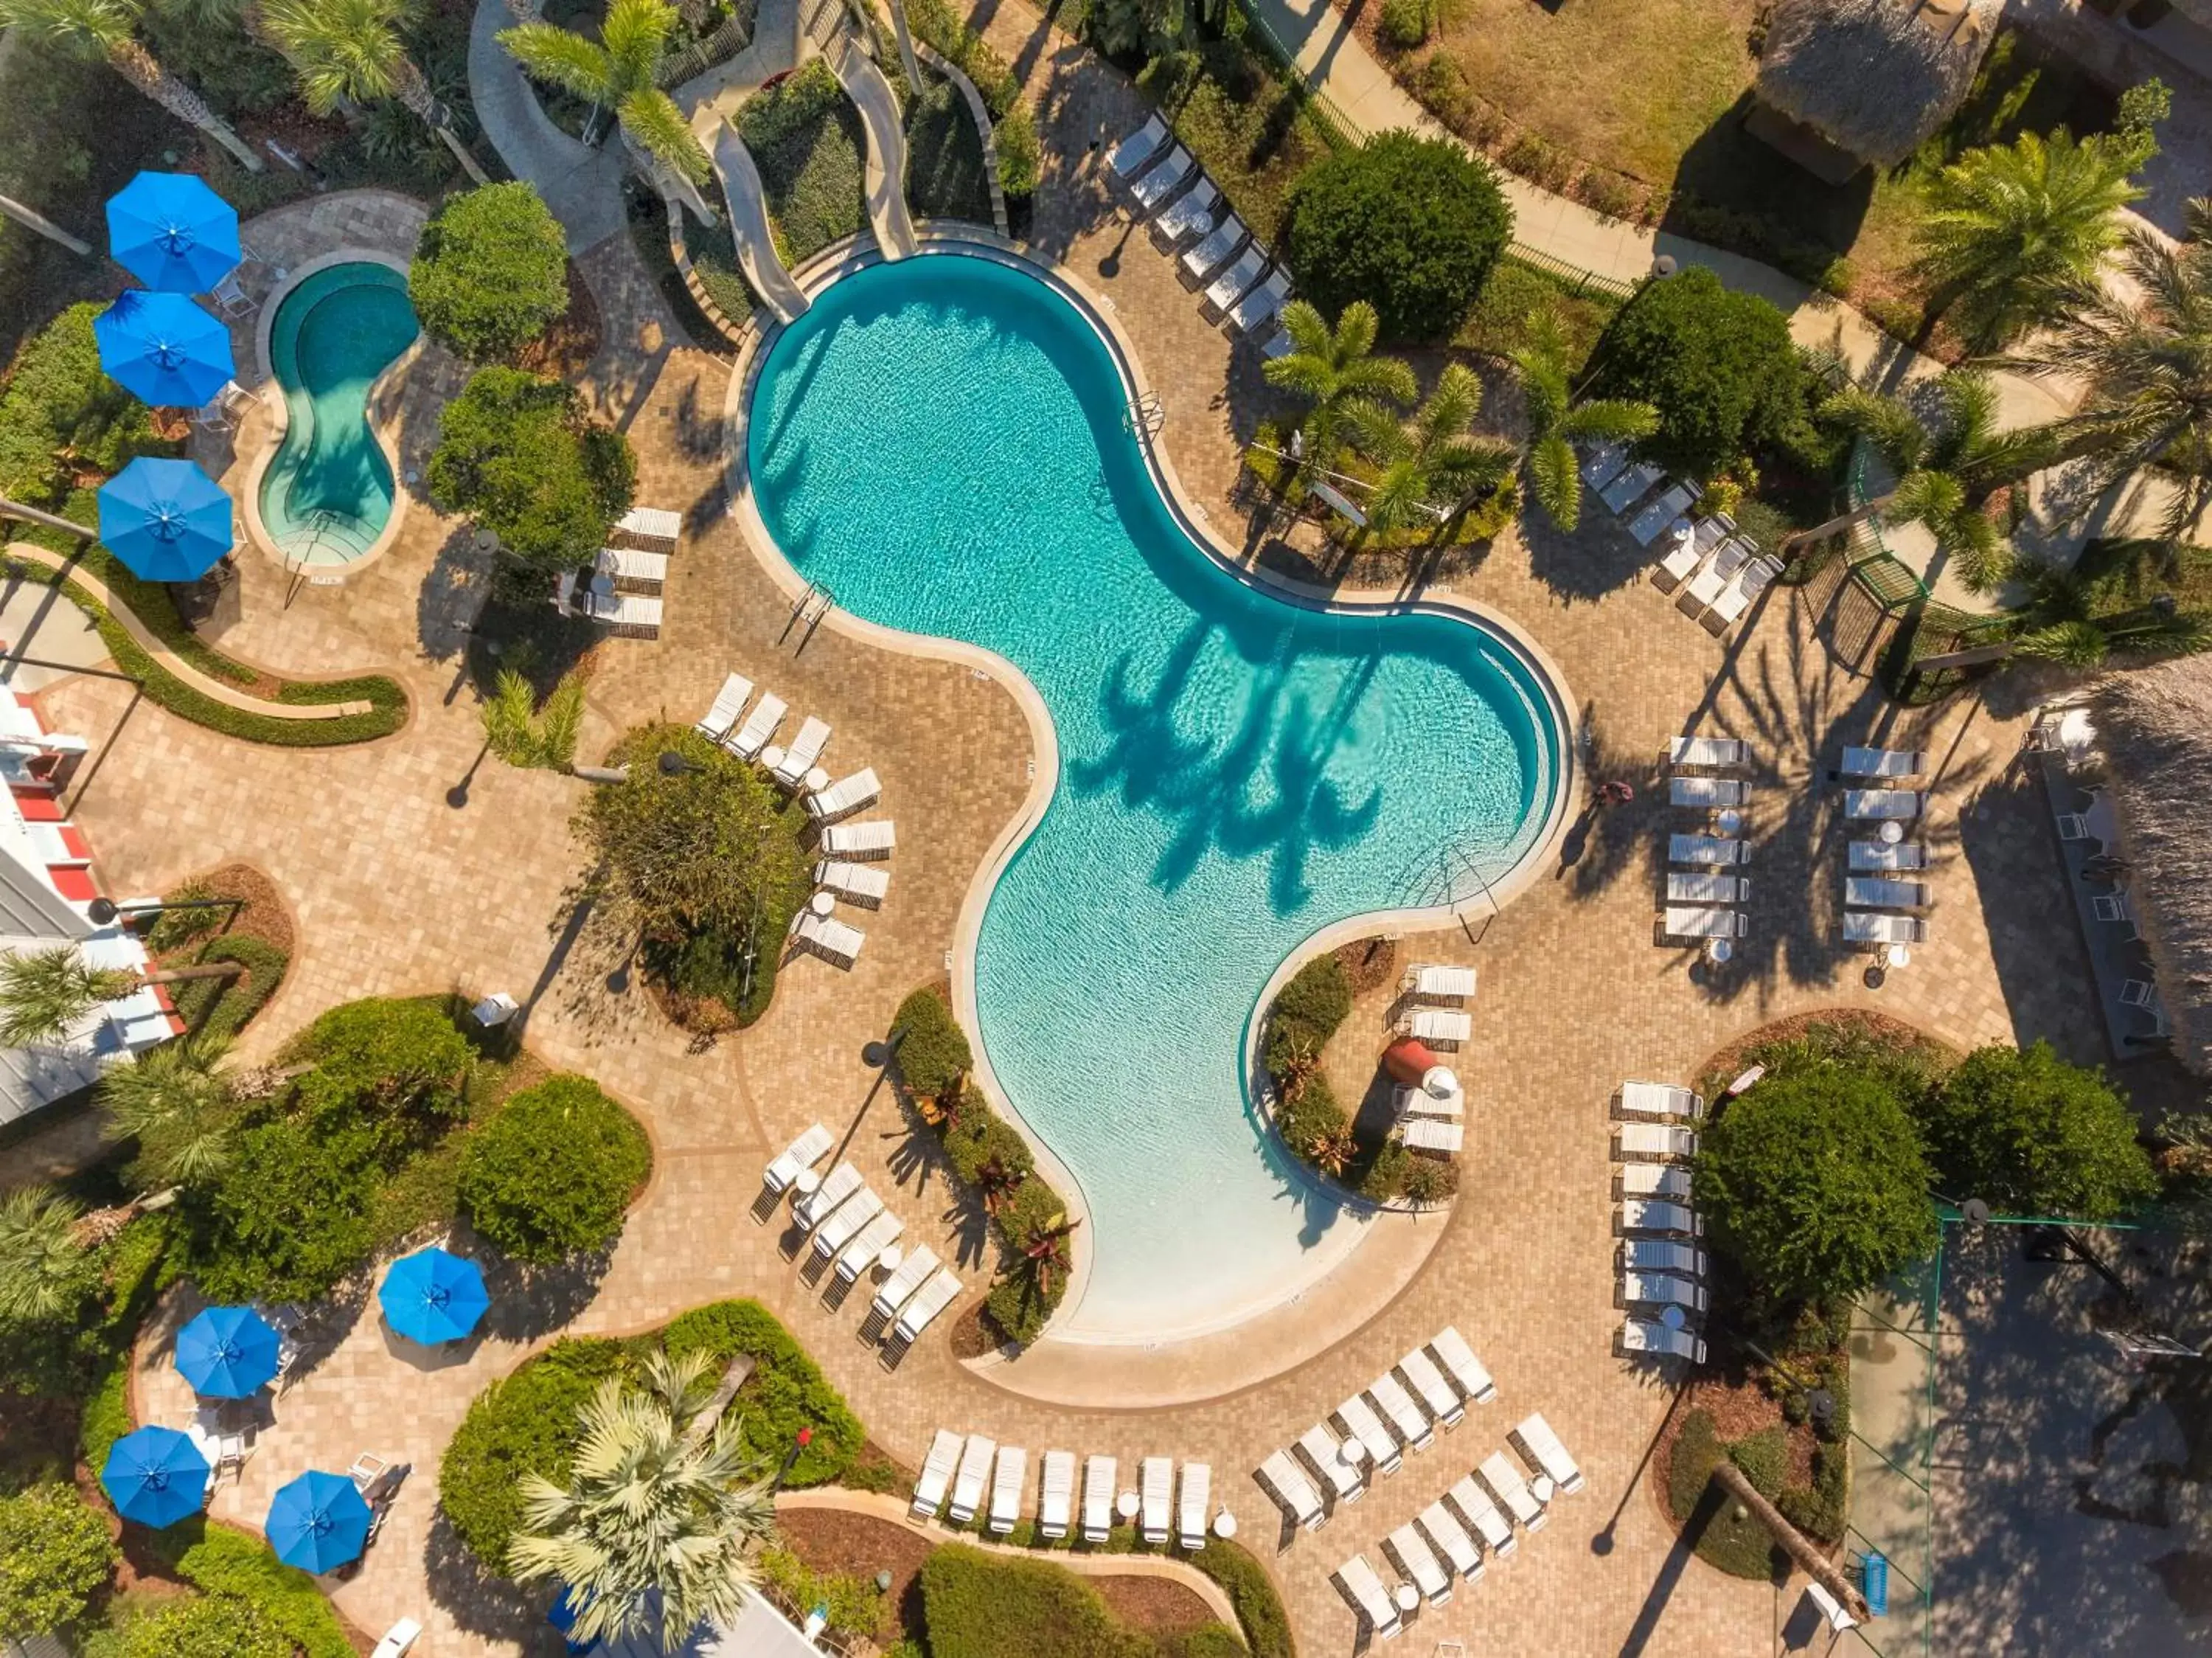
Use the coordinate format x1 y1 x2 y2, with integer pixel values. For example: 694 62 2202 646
265 1471 372 1575
173 1303 280 1398
378 1246 490 1345
100 1426 211 1529
97 457 234 583
93 289 234 409
105 170 241 294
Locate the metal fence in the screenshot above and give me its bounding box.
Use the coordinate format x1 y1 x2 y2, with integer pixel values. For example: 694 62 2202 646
657 10 752 87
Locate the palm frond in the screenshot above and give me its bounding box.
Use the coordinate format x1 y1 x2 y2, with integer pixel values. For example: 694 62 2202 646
1556 398 1658 445
598 0 677 89
1820 386 1928 472
2011 620 2108 667
0 946 133 1049
1276 299 1330 360
619 86 710 186
0 1185 89 1323
498 21 613 100
1527 433 1582 531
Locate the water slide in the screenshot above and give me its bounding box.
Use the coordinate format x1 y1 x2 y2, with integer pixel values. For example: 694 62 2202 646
710 121 812 325
828 35 919 260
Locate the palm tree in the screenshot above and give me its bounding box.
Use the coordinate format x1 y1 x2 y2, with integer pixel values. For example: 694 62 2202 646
509 1349 776 1653
2003 198 2212 542
99 1036 240 1185
261 0 490 184
0 0 265 172
1262 300 1416 493
500 0 714 221
1347 364 1519 535
1018 1210 1079 1301
2004 560 2211 668
975 1154 1024 1216
1307 1125 1357 1179
0 1186 91 1323
0 944 240 1050
1910 130 2141 352
482 665 587 770
0 193 91 257
1509 306 1658 533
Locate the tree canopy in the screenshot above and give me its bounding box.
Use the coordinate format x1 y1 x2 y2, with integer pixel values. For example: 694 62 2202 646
1913 1041 2157 1220
892 987 972 1102
0 1484 119 1637
1284 132 1512 343
459 1075 651 1264
426 367 636 570
408 184 569 364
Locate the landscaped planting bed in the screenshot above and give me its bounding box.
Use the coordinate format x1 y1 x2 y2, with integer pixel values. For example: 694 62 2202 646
1135 35 1338 243
737 60 869 266
905 72 994 223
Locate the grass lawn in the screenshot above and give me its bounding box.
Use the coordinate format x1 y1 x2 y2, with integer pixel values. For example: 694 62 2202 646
737 58 868 266
1137 36 1336 242
905 72 993 223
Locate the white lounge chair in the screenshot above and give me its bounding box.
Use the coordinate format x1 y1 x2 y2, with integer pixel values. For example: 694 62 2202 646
1512 1412 1585 1495
1851 841 1927 871
1670 776 1748 808
1618 1081 1703 1120
1408 963 1477 1000
1629 482 1697 547
1368 1373 1433 1452
1621 1199 1703 1237
1177 1462 1211 1549
1655 524 1707 586
1844 912 1927 946
1406 1009 1472 1044
1152 176 1219 246
726 693 787 759
575 589 662 637
1139 1456 1173 1544
1130 145 1195 213
1447 1474 1516 1556
697 673 754 740
814 859 890 906
1336 1553 1402 1640
1624 1270 1708 1314
1430 1326 1497 1404
1707 555 1780 628
611 505 681 553
1845 788 1926 820
1226 268 1292 336
793 1161 860 1229
1417 1499 1483 1580
871 1244 939 1320
1669 735 1749 769
1842 746 1925 778
1258 1449 1325 1530
833 1207 904 1282
807 767 880 822
594 544 667 593
1334 1394 1400 1474
1623 1317 1707 1364
771 717 831 787
1667 870 1747 904
1621 1163 1694 1200
810 1184 883 1260
1401 1118 1463 1154
1617 1123 1698 1160
1663 906 1745 940
1397 1347 1463 1427
947 1435 995 1525
762 1123 832 1193
1669 833 1747 866
891 1268 961 1345
1107 114 1168 180
988 1445 1026 1534
1478 1450 1547 1530
1182 213 1248 282
1082 1454 1117 1542
1257 325 1293 361
2121 979 2159 1009
1846 876 1929 909
1297 1423 1363 1503
1038 1449 1076 1540
1683 537 1749 611
1600 460 1663 515
1385 1523 1452 1605
792 912 864 967
1579 441 1630 490
911 1429 961 1519
822 819 895 859
1203 246 1268 315
1622 1238 1707 1278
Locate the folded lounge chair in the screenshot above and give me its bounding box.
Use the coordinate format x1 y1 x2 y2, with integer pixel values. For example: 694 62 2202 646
1130 145 1196 213
810 1185 883 1259
1368 1373 1433 1453
1616 1123 1698 1160
1663 906 1746 940
1846 788 1926 820
792 912 864 967
697 673 754 740
1478 1450 1547 1530
822 819 895 859
1620 1163 1694 1200
1667 871 1747 904
1385 1523 1453 1605
1669 833 1747 866
1600 460 1663 515
1336 1553 1402 1640
1617 1081 1703 1120
947 1435 995 1525
1107 114 1168 180
1622 1238 1707 1278
1846 876 1930 909
1842 746 1926 779
1203 246 1269 316
1683 538 1749 611
1401 1117 1463 1154
1670 776 1748 808
892 1269 962 1345
989 1445 1027 1535
1258 1449 1325 1530
833 1207 904 1282
1039 1450 1077 1540
1447 1474 1515 1556
1297 1423 1363 1502
1579 440 1630 490
1621 1199 1703 1237
1082 1454 1117 1542
1178 1462 1211 1550
1844 912 1927 946
1139 1456 1173 1544
726 693 787 759
807 767 880 822
1397 1347 1464 1427
1629 482 1697 547
1152 177 1219 246
1226 269 1292 336
1623 1317 1707 1364
771 717 832 787
1512 1412 1586 1495
1430 1325 1497 1404
1406 1009 1472 1044
1182 213 1248 282
1624 1270 1708 1314
762 1123 832 1193
911 1429 962 1519
1668 735 1749 769
871 1244 939 1320
1408 963 1477 1000
815 859 890 906
1333 1394 1401 1474
1707 555 1781 628
1417 1499 1483 1580
1850 840 1927 871
793 1161 861 1229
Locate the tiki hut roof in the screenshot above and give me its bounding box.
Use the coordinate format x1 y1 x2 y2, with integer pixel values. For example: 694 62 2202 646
2094 656 2212 1076
1754 0 2000 171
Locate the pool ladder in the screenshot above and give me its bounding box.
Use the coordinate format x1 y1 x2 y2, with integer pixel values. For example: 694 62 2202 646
1123 393 1165 441
785 580 834 651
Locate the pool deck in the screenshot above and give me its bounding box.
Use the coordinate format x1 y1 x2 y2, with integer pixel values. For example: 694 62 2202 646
33 48 2143 1658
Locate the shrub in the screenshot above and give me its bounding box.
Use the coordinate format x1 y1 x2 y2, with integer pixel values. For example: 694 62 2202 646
895 986 973 1100
408 183 569 364
458 1074 651 1263
145 879 222 954
1399 1156 1458 1207
757 1545 886 1639
943 1108 1033 1190
1726 1425 1788 1501
0 304 173 504
735 60 866 263
1192 1538 1294 1658
1666 1410 1782 1581
292 996 473 1123
919 1543 1155 1657
659 1300 865 1484
1275 1072 1346 1157
1377 0 1428 49
1414 53 1469 127
169 936 288 1044
1273 954 1351 1044
187 1118 383 1305
440 1337 627 1573
79 1352 135 1475
1587 266 1804 477
96 1590 293 1658
1778 1442 1848 1542
1285 132 1512 342
1913 1041 2157 1220
170 1525 352 1658
427 367 637 571
995 103 1041 200
0 1484 119 1636
1694 1069 1938 1303
1360 1142 1411 1202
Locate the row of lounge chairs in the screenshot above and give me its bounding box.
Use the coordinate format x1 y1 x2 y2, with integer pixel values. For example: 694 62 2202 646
1107 115 1295 355
1387 962 1476 1156
1607 1083 1708 1362
1835 747 1932 951
1581 443 1784 635
551 506 686 637
1663 738 1752 952
1333 1415 1582 1639
911 1439 1219 1548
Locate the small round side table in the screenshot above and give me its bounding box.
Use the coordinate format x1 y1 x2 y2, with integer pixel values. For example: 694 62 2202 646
810 892 835 918
1116 1491 1140 1522
1879 820 1905 844
804 766 831 794
759 744 787 775
793 1168 822 1199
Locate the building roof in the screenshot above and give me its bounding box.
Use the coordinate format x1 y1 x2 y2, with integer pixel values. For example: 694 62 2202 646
1755 0 2000 170
2094 656 2212 1075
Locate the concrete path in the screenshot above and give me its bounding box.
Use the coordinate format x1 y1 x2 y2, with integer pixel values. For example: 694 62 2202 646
677 0 802 131
710 121 811 322
832 35 920 260
466 0 629 253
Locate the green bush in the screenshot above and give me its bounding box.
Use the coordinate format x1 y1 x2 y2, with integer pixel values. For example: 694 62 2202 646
292 996 475 1124
1272 954 1351 1044
187 1118 382 1305
409 183 570 364
0 1484 119 1636
1666 1410 1783 1581
660 1300 866 1485
1399 1156 1457 1207
1172 1628 1251 1658
1726 1425 1788 1501
79 1353 135 1476
440 1337 627 1573
1284 132 1512 342
1359 1142 1411 1202
895 987 973 1100
995 103 1042 200
0 304 173 504
170 1525 352 1658
1415 52 1470 126
757 1545 886 1639
943 1107 1034 1190
736 60 866 263
1274 1072 1346 1157
1377 0 1428 48
1192 1538 1293 1658
1587 266 1804 477
427 367 637 572
905 0 1020 115
918 1543 1155 1657
92 1589 292 1658
458 1074 651 1264
1913 1041 2156 1219
170 936 289 1044
1135 40 1335 243
145 880 223 954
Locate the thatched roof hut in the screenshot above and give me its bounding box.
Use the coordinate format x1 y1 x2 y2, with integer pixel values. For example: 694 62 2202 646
1752 0 2000 183
2094 657 2212 1077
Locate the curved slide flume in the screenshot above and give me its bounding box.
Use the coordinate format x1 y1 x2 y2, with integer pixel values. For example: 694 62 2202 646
829 36 919 260
745 252 1568 1342
710 121 811 324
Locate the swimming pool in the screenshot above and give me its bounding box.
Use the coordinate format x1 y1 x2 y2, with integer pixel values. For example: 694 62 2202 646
748 250 1566 1340
259 262 418 568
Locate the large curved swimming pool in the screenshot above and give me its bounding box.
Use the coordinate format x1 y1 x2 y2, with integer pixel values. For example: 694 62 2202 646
748 251 1565 1339
260 262 417 568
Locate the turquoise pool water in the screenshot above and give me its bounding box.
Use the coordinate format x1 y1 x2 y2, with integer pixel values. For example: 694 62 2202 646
749 252 1564 1339
260 263 418 568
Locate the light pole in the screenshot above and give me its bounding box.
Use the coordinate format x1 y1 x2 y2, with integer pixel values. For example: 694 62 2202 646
658 750 709 777
89 895 245 930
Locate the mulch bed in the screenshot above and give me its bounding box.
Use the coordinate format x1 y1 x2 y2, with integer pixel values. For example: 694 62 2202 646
512 262 605 380
947 1293 998 1361
1695 1007 1952 1092
1334 936 1399 994
1091 1572 1217 1636
148 861 296 965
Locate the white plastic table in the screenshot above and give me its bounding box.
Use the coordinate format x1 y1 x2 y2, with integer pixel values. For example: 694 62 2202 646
1394 1584 1420 1614
759 744 787 774
1117 1491 1140 1521
1212 1509 1237 1539
1706 937 1733 964
804 766 830 794
1717 808 1743 834
876 1244 903 1275
1531 1474 1556 1505
793 1168 822 1197
1889 946 1911 968
809 892 835 917
1879 820 1905 844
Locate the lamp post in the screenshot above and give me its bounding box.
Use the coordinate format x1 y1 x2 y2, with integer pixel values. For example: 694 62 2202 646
89 895 244 929
658 750 708 777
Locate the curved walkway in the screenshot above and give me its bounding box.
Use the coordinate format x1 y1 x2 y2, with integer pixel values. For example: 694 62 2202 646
830 36 921 260
711 123 812 322
4 542 375 721
466 0 627 253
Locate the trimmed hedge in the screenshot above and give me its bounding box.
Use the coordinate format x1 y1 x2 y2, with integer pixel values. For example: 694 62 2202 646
735 60 866 265
895 985 973 1101
457 1073 651 1263
1193 1538 1292 1658
758 1544 887 1640
917 1544 1157 1658
1272 954 1350 1045
660 1300 866 1483
164 1523 354 1658
170 935 289 1043
1666 1409 1783 1580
